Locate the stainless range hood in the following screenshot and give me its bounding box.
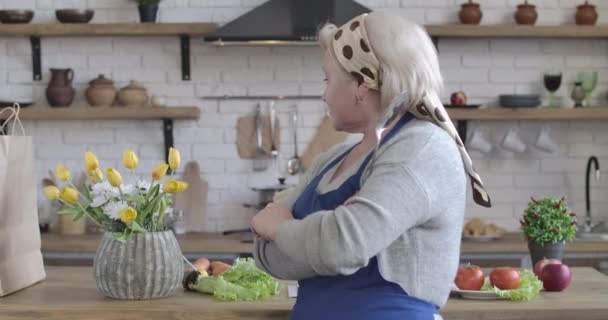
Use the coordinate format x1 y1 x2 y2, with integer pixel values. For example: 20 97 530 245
204 0 370 45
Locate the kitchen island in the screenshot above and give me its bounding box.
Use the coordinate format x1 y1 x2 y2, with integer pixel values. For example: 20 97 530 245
0 267 606 320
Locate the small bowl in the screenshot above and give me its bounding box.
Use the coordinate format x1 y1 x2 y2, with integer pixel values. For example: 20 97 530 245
499 94 541 108
55 9 94 24
0 10 34 24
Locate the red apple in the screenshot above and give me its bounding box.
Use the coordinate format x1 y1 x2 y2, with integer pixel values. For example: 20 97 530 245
540 263 572 292
534 258 562 277
450 91 467 106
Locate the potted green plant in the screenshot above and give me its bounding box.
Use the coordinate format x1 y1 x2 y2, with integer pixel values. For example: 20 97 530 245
134 0 161 23
520 196 578 267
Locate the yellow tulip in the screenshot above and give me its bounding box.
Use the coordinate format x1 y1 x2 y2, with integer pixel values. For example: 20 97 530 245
151 163 169 181
43 186 60 201
118 207 137 223
55 164 72 181
162 180 189 194
106 168 123 187
168 147 181 171
89 168 104 184
59 187 79 204
84 151 99 172
123 149 139 169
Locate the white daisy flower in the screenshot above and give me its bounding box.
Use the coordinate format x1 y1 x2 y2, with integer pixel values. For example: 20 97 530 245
102 201 129 220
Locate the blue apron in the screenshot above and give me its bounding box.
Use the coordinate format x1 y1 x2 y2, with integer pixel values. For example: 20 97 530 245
290 112 439 320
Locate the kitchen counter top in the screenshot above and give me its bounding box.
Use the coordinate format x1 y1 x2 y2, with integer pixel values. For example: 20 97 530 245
0 267 606 320
41 232 608 255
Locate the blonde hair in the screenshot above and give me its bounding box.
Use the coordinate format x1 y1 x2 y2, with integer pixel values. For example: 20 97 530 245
318 12 443 114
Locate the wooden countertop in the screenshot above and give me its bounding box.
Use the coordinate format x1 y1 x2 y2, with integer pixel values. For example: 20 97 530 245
0 267 606 320
41 232 608 255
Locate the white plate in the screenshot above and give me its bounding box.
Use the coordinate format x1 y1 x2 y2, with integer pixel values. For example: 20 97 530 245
452 288 501 300
451 283 501 300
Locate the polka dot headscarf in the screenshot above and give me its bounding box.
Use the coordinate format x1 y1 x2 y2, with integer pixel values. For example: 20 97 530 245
331 13 491 208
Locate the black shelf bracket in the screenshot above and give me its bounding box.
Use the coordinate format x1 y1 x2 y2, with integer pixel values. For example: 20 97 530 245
30 36 42 81
457 120 468 144
180 34 191 81
163 119 175 165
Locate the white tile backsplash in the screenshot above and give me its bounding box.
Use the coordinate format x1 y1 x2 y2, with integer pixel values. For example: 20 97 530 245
9 0 608 232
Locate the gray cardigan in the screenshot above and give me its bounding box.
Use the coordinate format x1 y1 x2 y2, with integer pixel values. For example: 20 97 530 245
254 119 466 308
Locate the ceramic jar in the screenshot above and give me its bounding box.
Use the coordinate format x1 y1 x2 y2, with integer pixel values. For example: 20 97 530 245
515 0 538 25
46 68 75 107
94 231 183 299
576 1 598 25
85 74 117 107
459 0 482 25
117 80 148 107
571 81 586 108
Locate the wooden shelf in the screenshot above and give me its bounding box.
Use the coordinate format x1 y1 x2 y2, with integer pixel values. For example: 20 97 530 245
1 105 200 120
447 107 608 120
0 23 218 37
426 24 608 38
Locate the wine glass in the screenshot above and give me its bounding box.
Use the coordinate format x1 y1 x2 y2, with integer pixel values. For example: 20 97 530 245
578 71 598 107
543 71 562 108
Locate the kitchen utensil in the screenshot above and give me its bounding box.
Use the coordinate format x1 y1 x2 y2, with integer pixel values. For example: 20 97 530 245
467 128 492 153
0 101 33 108
85 74 117 107
269 101 279 159
253 103 268 171
173 161 208 232
571 81 585 108
543 72 562 108
287 109 301 175
459 0 482 25
55 9 94 23
514 0 537 25
578 71 598 107
501 128 527 153
498 94 541 108
46 68 75 107
118 80 148 107
576 1 598 26
236 108 280 161
301 115 349 171
534 126 557 153
0 10 34 24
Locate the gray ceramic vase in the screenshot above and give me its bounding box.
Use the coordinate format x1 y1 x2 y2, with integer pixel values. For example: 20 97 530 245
94 231 183 300
528 240 565 267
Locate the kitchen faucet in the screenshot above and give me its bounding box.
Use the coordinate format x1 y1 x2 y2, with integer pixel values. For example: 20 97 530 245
585 156 601 233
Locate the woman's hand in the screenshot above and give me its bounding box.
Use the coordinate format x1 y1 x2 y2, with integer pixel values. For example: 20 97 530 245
251 203 293 241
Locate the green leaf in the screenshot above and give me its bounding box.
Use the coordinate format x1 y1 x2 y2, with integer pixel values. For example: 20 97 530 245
189 258 281 301
489 270 543 301
128 221 147 233
72 211 85 221
112 229 133 242
81 184 92 202
123 194 146 204
58 207 83 215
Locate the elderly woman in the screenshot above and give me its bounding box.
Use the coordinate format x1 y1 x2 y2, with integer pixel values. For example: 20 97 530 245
251 11 491 320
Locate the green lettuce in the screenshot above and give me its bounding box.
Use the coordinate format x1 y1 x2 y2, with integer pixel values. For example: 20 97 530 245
480 269 543 301
188 258 281 301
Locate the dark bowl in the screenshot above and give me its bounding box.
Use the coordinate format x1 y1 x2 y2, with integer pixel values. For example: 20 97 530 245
56 9 94 23
0 10 34 24
499 94 541 108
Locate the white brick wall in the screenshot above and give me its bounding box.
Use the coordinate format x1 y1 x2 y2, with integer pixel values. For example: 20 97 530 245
6 0 608 232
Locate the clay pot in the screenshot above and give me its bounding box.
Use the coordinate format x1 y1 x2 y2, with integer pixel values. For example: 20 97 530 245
46 68 75 107
85 74 117 107
117 80 148 108
459 0 482 25
576 1 598 25
515 0 538 25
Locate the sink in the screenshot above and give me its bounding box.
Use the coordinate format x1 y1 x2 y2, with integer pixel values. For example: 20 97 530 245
576 221 608 241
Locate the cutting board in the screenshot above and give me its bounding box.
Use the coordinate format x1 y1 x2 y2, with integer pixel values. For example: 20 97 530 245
173 161 208 232
236 115 280 159
301 115 348 170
